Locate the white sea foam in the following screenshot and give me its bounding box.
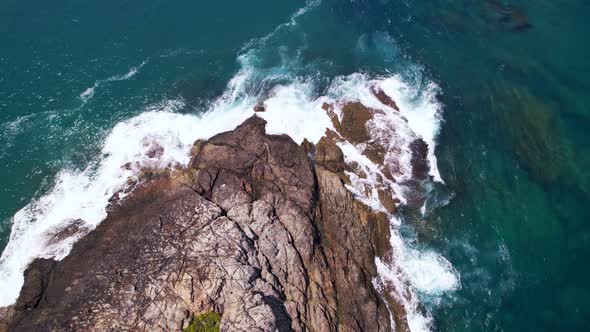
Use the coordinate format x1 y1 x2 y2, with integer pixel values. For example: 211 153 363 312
260 82 332 144
80 85 96 101
376 256 432 331
403 250 460 296
79 59 149 103
0 97 258 306
379 77 444 182
1 114 32 137
326 73 429 207
376 222 460 332
240 0 320 52
287 0 321 27
323 73 458 331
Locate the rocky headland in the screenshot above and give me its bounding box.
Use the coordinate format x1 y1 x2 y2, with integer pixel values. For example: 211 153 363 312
0 90 431 331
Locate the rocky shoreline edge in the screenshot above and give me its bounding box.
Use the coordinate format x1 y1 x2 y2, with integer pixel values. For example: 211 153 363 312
0 90 432 331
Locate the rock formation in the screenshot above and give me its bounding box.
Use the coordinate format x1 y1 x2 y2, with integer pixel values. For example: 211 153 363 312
0 116 410 331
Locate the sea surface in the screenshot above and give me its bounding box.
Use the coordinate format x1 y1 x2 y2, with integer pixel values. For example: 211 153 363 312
1 0 589 330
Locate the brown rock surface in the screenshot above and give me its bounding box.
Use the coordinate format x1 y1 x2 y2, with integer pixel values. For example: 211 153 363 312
1 116 405 332
253 103 265 112
339 102 373 144
322 102 342 133
315 136 345 173
363 142 387 165
371 86 399 111
378 190 397 214
410 138 430 180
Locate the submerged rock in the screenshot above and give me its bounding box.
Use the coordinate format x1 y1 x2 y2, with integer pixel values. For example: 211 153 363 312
1 116 406 331
487 0 532 32
498 87 566 184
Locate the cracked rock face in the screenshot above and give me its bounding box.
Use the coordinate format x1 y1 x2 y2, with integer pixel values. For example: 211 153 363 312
1 116 404 331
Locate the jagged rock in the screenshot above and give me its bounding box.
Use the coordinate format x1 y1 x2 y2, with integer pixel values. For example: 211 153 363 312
300 138 314 156
254 103 265 112
371 86 399 111
145 142 164 159
339 102 374 144
13 259 55 311
410 138 430 179
315 136 345 173
324 128 343 142
378 190 397 214
189 139 206 157
1 116 405 332
322 102 342 133
0 307 15 332
45 219 90 246
363 141 387 165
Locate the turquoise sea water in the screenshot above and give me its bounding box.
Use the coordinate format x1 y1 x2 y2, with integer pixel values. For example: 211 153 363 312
1 0 589 330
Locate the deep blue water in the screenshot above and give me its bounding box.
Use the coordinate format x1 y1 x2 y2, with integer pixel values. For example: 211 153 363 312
1 0 589 330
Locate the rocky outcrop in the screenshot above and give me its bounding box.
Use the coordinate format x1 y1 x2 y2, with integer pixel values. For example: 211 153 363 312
314 136 346 174
1 116 406 331
339 102 374 144
371 86 399 111
253 102 265 113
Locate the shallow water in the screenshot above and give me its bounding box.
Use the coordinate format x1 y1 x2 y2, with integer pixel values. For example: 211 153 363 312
1 0 589 330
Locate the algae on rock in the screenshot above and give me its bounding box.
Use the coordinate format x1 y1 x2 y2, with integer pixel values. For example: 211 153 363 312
184 312 221 332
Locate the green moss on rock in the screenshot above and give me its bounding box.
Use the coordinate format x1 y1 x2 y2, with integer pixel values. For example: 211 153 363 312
184 311 221 332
